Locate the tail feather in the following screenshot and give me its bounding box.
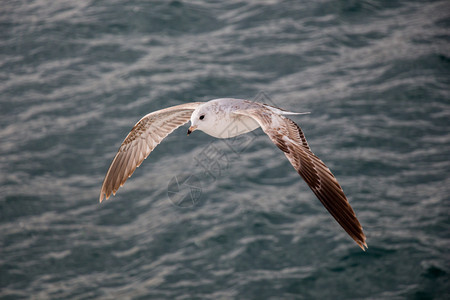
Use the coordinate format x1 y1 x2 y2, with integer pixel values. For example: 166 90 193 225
281 111 310 115
262 103 310 115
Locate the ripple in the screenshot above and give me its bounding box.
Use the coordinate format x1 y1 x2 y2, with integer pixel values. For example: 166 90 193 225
1 0 449 299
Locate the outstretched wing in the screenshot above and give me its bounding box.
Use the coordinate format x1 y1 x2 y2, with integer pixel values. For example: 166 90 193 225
99 102 203 202
234 106 367 250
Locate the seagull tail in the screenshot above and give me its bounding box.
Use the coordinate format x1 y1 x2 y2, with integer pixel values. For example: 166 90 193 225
280 111 311 116
262 104 310 116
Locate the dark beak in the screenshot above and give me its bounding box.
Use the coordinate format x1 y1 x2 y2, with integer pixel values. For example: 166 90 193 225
187 125 197 136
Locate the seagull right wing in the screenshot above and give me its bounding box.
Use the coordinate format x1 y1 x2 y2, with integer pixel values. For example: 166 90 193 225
234 105 367 250
99 102 203 202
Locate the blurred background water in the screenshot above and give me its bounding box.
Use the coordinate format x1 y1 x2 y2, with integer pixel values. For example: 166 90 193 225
1 0 449 299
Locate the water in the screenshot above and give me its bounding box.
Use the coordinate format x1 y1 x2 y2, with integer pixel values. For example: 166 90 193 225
1 0 449 299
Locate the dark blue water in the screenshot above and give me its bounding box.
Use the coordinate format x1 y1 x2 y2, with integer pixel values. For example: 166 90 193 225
1 1 449 299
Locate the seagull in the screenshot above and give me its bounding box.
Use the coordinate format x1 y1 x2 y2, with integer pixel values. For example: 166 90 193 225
99 98 367 250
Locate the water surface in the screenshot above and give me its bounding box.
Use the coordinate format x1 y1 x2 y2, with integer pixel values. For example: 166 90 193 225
1 0 449 299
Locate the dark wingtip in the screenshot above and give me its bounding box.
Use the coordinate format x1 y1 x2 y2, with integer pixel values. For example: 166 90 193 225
357 239 368 251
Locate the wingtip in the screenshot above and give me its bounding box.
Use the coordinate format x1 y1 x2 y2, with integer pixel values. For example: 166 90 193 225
357 240 368 251
99 191 106 203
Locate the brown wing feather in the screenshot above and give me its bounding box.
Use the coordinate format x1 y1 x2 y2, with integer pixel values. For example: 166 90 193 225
234 107 367 250
99 102 202 202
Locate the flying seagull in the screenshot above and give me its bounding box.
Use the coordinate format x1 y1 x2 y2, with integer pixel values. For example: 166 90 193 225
99 98 367 250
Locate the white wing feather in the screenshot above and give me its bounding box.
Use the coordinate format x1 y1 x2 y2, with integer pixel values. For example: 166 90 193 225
99 102 203 202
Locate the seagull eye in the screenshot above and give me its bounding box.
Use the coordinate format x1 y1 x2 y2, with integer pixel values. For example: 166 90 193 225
199 115 205 120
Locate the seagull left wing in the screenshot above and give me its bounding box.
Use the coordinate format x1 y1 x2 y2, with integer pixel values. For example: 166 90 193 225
233 106 367 250
99 102 203 202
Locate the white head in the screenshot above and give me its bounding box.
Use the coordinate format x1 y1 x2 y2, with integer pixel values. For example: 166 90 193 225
187 103 218 136
186 98 260 139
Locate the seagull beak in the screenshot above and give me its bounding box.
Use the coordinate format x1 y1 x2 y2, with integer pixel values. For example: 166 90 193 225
187 125 197 135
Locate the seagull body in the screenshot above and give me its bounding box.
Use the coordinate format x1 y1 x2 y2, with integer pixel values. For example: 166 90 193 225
100 98 367 250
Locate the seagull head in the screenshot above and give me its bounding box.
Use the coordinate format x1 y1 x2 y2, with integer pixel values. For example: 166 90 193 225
188 103 214 136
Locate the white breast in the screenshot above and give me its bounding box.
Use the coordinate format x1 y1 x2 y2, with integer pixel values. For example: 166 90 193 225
203 113 260 139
